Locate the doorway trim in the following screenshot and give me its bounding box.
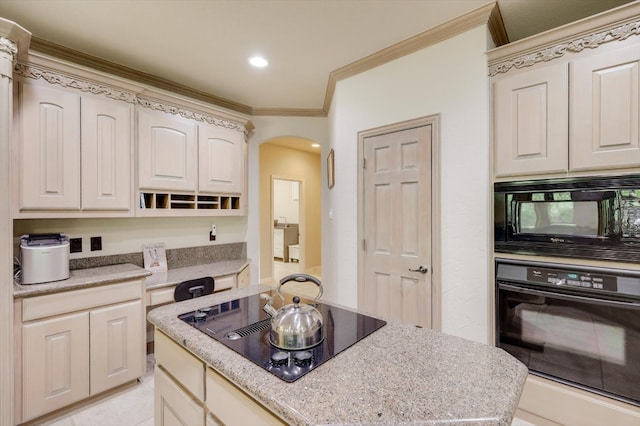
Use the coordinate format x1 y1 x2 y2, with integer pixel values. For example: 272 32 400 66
356 114 441 330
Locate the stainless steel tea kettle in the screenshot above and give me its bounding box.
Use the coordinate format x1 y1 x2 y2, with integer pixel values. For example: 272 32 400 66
262 274 324 350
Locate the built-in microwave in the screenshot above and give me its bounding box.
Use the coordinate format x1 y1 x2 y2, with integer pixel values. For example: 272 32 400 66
494 175 640 262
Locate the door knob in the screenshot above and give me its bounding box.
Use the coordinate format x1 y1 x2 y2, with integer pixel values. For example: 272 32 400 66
409 266 428 274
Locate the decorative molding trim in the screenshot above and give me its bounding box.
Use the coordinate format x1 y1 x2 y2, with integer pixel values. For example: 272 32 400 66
0 37 18 63
489 18 640 76
14 62 249 134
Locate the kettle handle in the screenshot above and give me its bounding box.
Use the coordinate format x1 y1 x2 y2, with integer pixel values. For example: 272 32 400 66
277 274 323 302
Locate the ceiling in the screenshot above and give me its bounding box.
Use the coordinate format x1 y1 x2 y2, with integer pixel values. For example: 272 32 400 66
0 0 634 116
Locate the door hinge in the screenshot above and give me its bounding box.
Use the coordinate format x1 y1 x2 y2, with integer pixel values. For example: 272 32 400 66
362 158 367 169
362 239 366 251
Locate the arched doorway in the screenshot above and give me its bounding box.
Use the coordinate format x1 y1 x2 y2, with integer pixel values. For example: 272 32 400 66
258 137 322 287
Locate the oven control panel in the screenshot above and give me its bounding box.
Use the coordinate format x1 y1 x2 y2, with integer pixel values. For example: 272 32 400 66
527 267 617 292
496 260 640 298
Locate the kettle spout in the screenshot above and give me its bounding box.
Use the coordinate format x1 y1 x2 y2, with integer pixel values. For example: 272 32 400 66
260 293 278 317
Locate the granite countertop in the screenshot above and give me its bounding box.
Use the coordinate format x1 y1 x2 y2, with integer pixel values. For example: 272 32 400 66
145 259 249 290
148 286 528 426
13 263 151 298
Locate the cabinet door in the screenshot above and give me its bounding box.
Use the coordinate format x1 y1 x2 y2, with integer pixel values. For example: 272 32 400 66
570 43 640 171
90 299 144 395
198 125 244 194
494 62 569 177
155 366 205 426
138 109 197 191
22 312 90 421
18 82 81 210
81 96 133 211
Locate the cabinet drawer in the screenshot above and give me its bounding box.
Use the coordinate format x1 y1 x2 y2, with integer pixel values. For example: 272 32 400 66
155 330 205 400
22 280 143 322
215 274 236 291
155 365 205 426
205 367 285 426
147 287 175 306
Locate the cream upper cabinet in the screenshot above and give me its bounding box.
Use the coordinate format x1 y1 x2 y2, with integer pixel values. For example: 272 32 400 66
570 43 640 171
138 108 197 191
494 62 569 177
15 80 133 216
17 81 81 211
81 96 133 211
198 124 245 194
490 9 640 178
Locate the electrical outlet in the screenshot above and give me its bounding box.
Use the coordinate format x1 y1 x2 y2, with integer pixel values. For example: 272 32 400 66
70 238 82 253
210 224 216 241
90 236 102 251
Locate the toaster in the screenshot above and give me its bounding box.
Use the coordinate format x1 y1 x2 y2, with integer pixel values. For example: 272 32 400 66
20 233 70 284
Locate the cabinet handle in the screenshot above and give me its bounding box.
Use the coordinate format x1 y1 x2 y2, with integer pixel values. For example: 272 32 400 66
409 266 428 274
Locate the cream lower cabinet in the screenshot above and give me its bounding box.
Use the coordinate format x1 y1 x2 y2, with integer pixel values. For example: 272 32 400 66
154 330 285 426
22 312 91 420
16 280 145 423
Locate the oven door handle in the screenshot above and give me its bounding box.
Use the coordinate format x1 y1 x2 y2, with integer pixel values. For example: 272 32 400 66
498 283 640 309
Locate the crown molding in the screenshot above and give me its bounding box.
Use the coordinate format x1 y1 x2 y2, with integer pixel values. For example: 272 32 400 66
488 1 640 76
25 3 497 118
488 2 509 47
29 37 253 115
322 2 496 113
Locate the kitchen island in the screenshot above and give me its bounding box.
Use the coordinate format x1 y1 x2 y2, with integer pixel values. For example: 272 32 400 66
148 285 527 425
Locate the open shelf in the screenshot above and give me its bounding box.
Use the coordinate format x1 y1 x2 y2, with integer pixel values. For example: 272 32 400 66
139 192 241 214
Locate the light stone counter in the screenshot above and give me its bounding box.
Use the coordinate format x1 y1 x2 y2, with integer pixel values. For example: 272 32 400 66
148 285 528 426
13 263 151 298
144 259 249 290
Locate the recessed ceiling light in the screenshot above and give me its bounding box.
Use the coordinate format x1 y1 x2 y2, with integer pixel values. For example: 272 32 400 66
249 56 268 68
311 144 320 148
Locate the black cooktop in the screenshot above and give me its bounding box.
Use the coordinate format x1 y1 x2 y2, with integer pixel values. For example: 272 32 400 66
178 292 386 382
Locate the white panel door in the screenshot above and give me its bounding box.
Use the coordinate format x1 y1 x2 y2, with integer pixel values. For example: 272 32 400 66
81 96 133 211
198 124 244 194
19 82 81 210
90 300 144 395
494 62 569 177
570 43 640 171
22 312 90 421
138 109 197 191
362 125 432 328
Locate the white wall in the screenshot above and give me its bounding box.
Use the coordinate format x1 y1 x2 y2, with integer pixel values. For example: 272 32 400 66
325 25 492 344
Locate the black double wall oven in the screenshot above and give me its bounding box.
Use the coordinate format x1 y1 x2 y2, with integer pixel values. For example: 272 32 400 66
494 174 640 406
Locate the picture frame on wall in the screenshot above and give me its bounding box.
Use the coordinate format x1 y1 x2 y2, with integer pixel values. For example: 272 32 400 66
327 148 335 189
